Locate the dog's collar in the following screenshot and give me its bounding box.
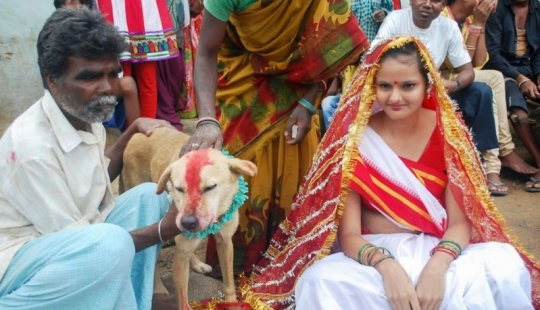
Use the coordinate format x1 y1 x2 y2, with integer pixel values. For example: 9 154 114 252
181 152 249 240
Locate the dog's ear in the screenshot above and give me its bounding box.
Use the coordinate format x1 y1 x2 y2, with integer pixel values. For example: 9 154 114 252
228 158 257 177
156 165 173 194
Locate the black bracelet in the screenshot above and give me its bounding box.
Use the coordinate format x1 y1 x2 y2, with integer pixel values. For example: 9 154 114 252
455 78 462 91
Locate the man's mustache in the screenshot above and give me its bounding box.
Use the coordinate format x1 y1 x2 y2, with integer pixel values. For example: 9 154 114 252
88 95 118 109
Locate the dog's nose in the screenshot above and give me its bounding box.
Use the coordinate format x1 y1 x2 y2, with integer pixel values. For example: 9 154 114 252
180 216 198 232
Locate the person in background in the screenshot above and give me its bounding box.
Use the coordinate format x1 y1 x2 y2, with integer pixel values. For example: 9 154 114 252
53 0 94 9
440 0 538 196
95 0 183 129
351 0 394 42
484 0 540 192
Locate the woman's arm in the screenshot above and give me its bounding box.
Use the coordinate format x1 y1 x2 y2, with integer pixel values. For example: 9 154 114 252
179 11 227 156
338 191 421 310
467 0 496 67
415 185 471 309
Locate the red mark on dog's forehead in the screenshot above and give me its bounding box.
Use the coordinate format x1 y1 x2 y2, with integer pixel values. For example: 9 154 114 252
184 150 214 211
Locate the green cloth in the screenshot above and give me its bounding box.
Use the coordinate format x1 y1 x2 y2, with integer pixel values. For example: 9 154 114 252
204 0 257 21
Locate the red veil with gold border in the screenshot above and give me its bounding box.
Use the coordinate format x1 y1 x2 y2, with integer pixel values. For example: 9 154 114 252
239 36 540 310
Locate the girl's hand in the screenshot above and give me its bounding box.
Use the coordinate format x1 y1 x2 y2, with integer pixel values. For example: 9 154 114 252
415 259 447 310
376 258 421 310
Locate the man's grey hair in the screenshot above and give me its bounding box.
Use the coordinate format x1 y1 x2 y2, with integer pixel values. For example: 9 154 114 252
37 8 126 89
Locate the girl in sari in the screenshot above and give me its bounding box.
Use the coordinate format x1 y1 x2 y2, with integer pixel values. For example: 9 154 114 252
239 36 539 309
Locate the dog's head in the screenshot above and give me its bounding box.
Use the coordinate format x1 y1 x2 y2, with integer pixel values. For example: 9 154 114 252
156 149 257 233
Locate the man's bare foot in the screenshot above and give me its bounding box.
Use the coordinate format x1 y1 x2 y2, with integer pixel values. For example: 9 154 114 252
486 173 509 196
500 151 538 174
152 293 177 310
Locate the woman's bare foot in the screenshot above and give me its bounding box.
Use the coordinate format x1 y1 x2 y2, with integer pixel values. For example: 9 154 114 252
500 151 538 174
486 173 509 196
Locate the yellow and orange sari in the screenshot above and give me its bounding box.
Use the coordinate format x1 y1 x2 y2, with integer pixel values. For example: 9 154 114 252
239 36 540 309
205 0 369 274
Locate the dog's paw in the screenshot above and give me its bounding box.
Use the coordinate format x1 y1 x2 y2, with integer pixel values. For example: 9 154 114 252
191 261 213 274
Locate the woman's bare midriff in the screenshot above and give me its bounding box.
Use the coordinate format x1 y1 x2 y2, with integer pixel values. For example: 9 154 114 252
361 207 420 234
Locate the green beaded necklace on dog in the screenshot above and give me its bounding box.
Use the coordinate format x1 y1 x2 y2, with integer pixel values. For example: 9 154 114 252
181 152 249 240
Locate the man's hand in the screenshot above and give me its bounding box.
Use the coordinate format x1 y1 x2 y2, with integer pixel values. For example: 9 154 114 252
373 9 387 23
135 118 176 136
159 202 181 242
179 123 223 157
520 79 540 99
284 104 313 145
443 80 459 94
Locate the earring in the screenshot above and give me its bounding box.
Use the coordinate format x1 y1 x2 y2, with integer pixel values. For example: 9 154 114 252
426 86 432 99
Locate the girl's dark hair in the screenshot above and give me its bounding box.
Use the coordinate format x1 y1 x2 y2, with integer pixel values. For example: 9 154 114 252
37 8 126 89
380 42 429 83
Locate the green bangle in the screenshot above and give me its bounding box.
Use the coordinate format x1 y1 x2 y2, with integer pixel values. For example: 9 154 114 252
439 240 462 255
358 244 375 265
298 98 317 115
196 120 221 129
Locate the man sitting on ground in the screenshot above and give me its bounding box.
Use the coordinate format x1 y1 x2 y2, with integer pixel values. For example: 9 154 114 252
0 9 178 309
484 0 540 192
440 0 537 195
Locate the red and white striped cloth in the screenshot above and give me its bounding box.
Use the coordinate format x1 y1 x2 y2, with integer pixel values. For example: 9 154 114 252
96 0 180 62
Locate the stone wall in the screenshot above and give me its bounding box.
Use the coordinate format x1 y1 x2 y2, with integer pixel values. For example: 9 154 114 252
0 1 54 134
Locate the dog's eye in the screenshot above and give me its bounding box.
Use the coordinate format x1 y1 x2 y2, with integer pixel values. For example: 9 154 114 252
203 184 217 193
175 187 185 194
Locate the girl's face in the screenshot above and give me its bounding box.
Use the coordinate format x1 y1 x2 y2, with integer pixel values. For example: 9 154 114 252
375 54 427 121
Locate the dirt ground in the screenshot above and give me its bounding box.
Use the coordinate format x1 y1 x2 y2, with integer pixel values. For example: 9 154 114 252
1 116 539 304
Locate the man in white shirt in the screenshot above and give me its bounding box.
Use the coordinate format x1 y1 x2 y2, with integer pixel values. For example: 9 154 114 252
372 0 499 155
0 9 179 310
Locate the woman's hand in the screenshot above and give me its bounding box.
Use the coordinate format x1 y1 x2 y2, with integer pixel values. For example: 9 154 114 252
284 104 313 145
472 0 496 25
376 259 421 310
415 259 447 310
179 123 223 157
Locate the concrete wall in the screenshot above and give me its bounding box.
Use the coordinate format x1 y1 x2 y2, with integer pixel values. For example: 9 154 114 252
0 1 54 134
